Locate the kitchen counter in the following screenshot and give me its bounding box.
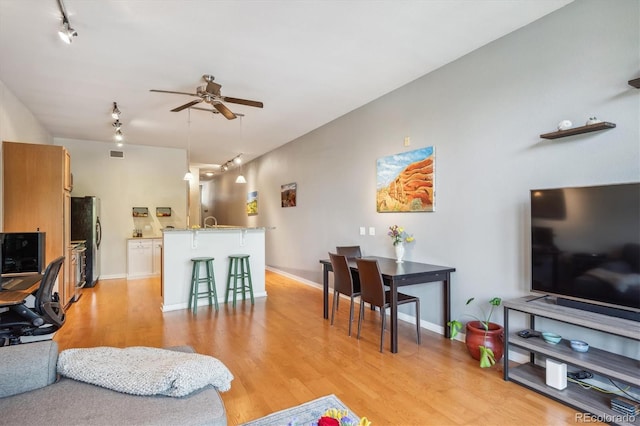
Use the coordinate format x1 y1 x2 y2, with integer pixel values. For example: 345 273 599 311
161 227 267 311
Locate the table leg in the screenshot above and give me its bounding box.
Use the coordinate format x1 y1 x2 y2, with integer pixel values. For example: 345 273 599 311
390 279 398 353
323 264 329 319
444 274 451 338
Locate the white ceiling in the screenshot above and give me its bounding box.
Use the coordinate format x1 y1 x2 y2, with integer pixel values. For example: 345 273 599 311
0 0 572 178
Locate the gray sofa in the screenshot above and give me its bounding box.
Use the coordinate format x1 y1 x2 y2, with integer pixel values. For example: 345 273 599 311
0 340 227 425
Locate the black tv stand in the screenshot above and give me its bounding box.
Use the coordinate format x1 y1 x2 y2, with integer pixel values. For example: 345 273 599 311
555 297 640 322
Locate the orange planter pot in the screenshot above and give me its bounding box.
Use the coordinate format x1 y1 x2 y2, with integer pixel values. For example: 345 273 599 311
465 321 504 362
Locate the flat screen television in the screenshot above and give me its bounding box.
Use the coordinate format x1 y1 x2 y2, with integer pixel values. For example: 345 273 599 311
0 232 46 276
530 182 640 321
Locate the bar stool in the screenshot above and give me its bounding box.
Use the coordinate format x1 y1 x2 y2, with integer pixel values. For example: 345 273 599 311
225 254 254 307
188 257 218 314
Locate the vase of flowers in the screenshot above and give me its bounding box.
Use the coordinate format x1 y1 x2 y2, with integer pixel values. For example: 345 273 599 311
388 225 414 263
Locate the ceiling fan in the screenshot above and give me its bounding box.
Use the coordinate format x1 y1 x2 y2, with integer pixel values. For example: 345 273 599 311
150 74 263 120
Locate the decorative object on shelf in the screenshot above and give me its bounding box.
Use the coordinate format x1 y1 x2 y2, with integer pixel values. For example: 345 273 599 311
585 116 603 125
156 207 171 217
448 297 503 368
281 182 297 207
388 225 414 263
316 408 371 426
557 120 572 130
570 339 589 352
540 121 616 140
541 332 562 344
376 146 435 212
132 207 149 217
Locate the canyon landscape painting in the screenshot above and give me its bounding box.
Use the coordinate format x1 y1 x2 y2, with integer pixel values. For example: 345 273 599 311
376 146 435 212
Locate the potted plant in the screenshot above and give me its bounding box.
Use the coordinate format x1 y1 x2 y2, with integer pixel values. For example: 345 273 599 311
447 297 503 368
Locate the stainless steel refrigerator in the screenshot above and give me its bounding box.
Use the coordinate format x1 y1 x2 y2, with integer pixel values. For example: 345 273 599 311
71 196 102 287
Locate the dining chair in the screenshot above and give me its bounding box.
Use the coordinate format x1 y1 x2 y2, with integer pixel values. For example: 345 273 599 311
335 246 362 259
335 246 363 310
355 258 421 352
328 252 360 336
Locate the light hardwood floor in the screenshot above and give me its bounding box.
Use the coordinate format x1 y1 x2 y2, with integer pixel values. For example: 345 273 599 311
54 270 586 425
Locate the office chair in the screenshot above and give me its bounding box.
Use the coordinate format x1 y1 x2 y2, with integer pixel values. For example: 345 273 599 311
0 256 66 346
356 258 421 352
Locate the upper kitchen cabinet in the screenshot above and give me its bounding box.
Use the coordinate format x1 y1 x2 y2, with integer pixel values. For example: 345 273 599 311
3 141 74 307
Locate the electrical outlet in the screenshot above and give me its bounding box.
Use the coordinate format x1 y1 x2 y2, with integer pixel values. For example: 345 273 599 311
368 227 375 236
359 227 366 236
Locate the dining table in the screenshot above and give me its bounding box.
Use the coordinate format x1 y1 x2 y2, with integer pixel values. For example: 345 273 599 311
319 256 456 353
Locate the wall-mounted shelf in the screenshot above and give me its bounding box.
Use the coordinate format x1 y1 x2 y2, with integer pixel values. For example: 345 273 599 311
629 78 640 88
540 122 616 140
132 207 149 217
156 207 171 217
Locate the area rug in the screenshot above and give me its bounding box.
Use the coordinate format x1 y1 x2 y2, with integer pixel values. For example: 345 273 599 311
240 394 360 426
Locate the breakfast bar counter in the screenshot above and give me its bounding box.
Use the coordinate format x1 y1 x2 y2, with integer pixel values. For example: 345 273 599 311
161 227 267 312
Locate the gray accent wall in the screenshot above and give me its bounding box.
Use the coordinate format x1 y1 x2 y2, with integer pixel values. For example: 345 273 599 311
206 0 640 332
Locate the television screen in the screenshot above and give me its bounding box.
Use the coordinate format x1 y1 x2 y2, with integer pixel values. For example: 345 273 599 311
531 183 640 313
0 232 46 276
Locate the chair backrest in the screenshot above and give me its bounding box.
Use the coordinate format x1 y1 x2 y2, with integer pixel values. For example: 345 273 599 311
355 258 386 308
328 252 355 296
33 256 65 328
336 246 362 259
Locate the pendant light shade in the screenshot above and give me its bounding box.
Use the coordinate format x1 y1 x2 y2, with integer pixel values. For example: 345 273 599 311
235 174 247 184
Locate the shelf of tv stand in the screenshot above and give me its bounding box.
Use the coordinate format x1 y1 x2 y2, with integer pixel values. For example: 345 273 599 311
503 296 640 426
509 363 638 426
540 122 616 139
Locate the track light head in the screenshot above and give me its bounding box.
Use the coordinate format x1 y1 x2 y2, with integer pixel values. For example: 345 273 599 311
114 129 123 141
233 156 242 165
111 102 121 119
112 120 122 131
58 20 77 44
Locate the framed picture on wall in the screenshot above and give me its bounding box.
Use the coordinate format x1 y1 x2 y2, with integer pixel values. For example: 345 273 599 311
281 182 297 207
247 191 258 216
376 146 435 212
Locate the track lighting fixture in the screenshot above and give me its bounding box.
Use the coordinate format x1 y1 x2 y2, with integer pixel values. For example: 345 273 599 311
56 0 77 44
110 102 124 146
111 102 121 119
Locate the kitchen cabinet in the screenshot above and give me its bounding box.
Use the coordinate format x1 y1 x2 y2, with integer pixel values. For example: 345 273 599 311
3 141 73 306
127 239 153 278
152 238 163 276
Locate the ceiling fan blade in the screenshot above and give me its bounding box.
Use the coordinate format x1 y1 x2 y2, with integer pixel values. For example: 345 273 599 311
222 97 264 108
171 99 202 112
150 89 199 97
213 102 237 120
191 106 219 114
205 81 222 96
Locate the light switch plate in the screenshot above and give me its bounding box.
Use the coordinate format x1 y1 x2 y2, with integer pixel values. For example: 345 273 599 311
359 227 366 236
368 227 375 236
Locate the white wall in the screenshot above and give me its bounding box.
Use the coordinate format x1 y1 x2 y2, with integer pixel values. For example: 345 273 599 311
55 138 188 279
0 79 53 227
206 0 640 338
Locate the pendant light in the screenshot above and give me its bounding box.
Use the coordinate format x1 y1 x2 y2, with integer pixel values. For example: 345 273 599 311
184 109 194 181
